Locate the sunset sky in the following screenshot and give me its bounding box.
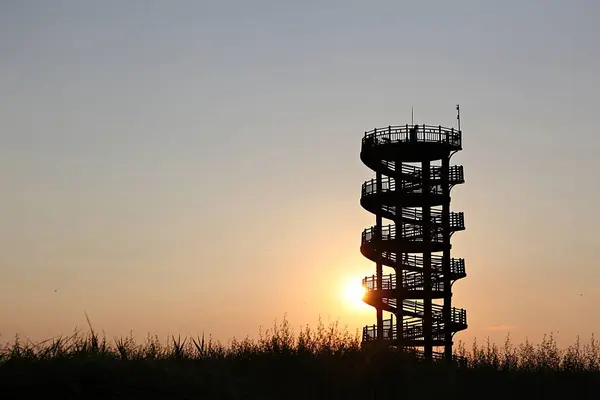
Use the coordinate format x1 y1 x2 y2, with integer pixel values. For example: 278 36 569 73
1 0 599 348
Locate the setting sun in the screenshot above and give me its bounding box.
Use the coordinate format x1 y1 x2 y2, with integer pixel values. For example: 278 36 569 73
343 279 367 309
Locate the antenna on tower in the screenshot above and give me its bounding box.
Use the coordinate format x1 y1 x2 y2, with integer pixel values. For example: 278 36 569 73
456 104 461 131
411 107 414 125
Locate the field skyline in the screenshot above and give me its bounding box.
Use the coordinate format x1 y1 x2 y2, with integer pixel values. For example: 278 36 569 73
2 1 600 350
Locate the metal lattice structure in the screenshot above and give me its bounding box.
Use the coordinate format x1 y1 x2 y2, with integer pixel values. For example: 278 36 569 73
359 121 467 360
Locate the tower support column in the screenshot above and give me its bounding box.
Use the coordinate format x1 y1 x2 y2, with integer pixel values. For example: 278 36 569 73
442 155 452 359
394 157 404 349
376 170 383 340
422 158 432 360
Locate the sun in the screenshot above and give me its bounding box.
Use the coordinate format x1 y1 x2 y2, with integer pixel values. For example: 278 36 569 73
343 279 367 309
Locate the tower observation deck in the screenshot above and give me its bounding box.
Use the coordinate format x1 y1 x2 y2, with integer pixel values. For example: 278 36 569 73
359 121 467 361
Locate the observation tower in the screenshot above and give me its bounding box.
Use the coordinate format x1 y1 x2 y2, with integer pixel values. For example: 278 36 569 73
359 107 467 360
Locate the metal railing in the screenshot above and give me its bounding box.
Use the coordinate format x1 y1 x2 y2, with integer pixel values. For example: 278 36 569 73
363 273 396 291
382 299 466 325
362 272 445 292
362 124 462 148
401 272 445 291
370 252 466 278
395 254 464 278
362 166 464 197
375 162 464 184
362 318 440 342
362 309 467 342
369 207 465 231
362 318 422 342
361 224 445 244
362 177 446 197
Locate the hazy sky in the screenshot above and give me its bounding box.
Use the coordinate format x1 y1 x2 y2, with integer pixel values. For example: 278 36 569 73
1 0 599 348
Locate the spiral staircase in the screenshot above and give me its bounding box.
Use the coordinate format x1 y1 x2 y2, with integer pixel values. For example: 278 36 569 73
359 124 467 360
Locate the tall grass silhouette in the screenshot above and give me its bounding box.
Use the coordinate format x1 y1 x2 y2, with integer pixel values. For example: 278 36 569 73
1 317 598 398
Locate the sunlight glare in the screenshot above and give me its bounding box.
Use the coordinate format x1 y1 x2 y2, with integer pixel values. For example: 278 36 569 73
343 279 367 309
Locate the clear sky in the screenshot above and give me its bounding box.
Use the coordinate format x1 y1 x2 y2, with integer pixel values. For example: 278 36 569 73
1 0 599 348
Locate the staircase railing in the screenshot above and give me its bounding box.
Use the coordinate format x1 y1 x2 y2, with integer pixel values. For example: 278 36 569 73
362 272 446 292
380 299 466 326
362 177 446 197
362 124 462 148
362 311 467 342
362 224 445 244
370 252 465 279
375 207 465 231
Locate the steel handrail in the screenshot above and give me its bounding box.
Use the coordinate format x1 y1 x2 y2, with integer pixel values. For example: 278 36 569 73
362 124 462 148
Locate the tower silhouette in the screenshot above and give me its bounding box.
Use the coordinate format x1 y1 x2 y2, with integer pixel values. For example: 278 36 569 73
359 120 467 360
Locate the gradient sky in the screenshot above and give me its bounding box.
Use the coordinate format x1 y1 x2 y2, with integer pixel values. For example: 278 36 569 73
1 0 599 348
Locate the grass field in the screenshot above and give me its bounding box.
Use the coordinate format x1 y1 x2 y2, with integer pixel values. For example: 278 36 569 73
1 318 598 399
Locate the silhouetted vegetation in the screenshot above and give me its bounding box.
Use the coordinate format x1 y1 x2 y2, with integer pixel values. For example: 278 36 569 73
1 318 598 399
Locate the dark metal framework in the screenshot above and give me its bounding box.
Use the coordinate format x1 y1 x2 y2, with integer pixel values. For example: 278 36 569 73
359 123 467 360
